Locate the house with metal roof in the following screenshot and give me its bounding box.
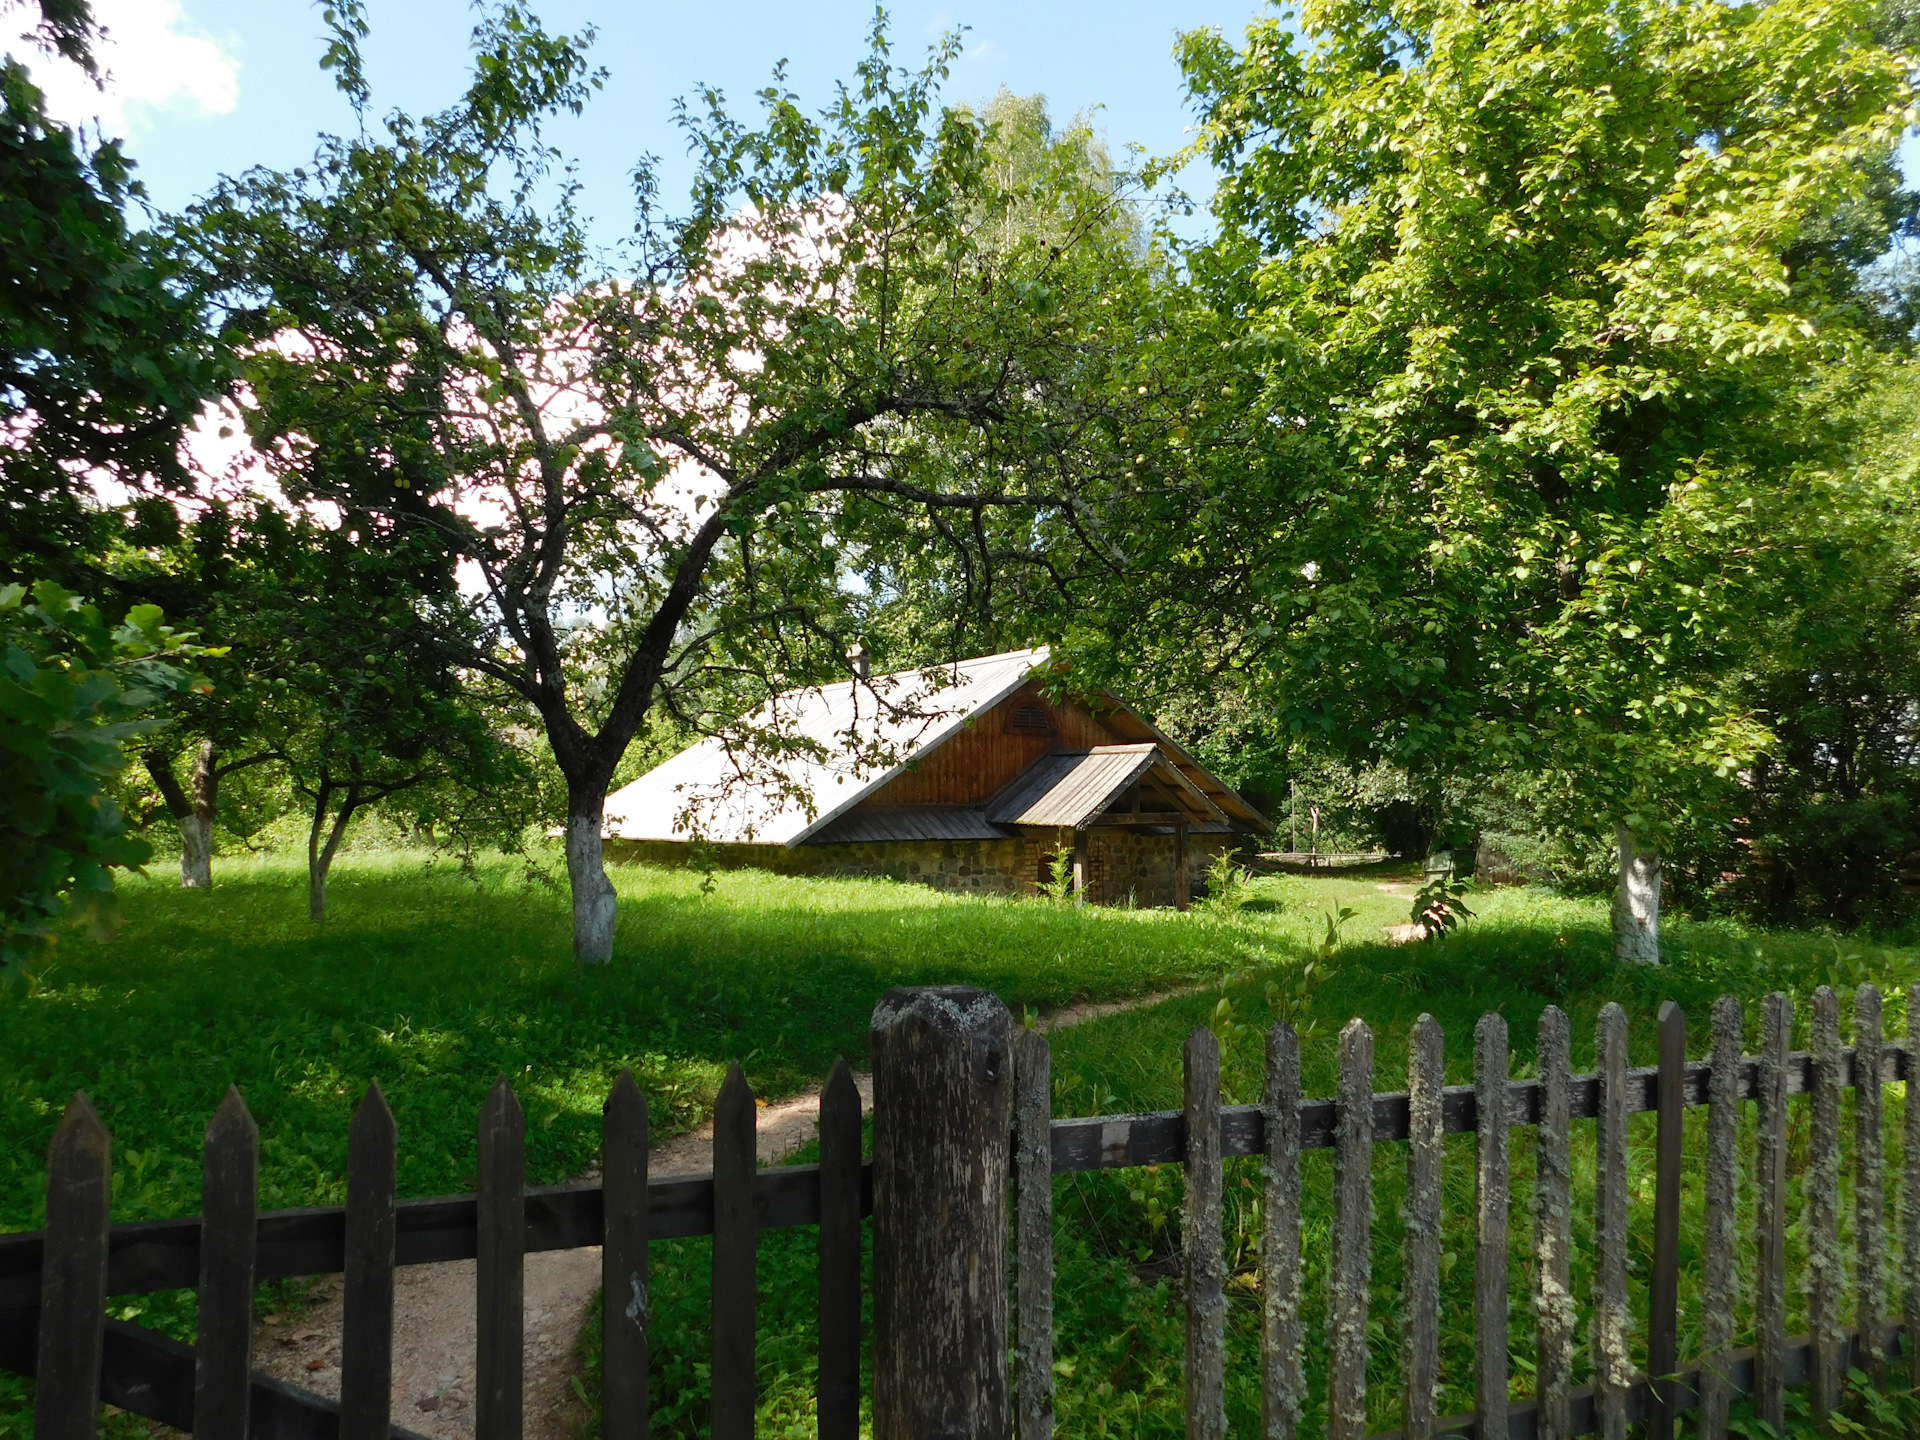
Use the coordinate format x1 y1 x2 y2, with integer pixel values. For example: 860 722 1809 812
602 646 1269 907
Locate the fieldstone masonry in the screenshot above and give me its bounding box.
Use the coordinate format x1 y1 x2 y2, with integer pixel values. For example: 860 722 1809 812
606 829 1237 907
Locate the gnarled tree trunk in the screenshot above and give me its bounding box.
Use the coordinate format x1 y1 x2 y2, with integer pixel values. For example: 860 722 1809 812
145 744 214 889
1611 822 1663 964
181 741 217 889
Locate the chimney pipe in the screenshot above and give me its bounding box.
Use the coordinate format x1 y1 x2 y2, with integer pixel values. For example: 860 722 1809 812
848 643 871 680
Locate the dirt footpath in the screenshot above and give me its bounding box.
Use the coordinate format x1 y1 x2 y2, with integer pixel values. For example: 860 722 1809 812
255 990 1181 1440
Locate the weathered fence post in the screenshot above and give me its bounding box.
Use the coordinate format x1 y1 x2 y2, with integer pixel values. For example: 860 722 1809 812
1263 1021 1303 1440
1699 996 1743 1440
194 1087 259 1440
1014 1029 1055 1440
871 986 1013 1440
1648 1002 1685 1440
1329 1019 1374 1440
1184 1026 1226 1440
1756 993 1792 1434
1594 1003 1632 1440
1474 1012 1510 1440
1403 1015 1444 1440
1809 986 1844 1423
1533 1007 1573 1440
35 1094 111 1440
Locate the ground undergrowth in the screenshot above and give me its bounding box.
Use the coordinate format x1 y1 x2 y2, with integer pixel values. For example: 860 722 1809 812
4 851 1919 1437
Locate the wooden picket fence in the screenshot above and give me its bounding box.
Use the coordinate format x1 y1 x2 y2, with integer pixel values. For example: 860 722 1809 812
1011 984 1920 1440
0 1061 867 1440
3 982 1916 1440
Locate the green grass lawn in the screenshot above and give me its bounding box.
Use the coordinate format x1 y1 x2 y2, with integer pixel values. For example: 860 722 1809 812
4 851 1918 1438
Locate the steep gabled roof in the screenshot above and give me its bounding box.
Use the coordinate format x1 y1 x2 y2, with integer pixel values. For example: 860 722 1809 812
603 647 1051 846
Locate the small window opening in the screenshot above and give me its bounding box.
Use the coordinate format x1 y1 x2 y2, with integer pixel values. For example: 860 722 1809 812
1005 703 1055 735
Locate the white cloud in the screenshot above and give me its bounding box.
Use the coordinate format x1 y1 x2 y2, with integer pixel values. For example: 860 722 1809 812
9 0 239 137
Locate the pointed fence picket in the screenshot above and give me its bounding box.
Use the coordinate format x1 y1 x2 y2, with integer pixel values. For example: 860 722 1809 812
10 983 1920 1440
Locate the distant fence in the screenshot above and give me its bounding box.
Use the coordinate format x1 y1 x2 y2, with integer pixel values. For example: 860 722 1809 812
4 983 1916 1440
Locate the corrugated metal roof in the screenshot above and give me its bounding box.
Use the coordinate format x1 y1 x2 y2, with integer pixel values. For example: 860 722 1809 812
602 647 1050 846
808 808 1011 844
987 745 1159 828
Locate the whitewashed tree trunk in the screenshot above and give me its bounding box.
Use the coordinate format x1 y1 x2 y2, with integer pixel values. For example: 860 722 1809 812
1610 823 1662 964
178 815 213 890
567 813 617 964
179 740 217 890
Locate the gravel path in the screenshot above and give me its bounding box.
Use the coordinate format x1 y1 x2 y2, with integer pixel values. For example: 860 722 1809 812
254 989 1185 1440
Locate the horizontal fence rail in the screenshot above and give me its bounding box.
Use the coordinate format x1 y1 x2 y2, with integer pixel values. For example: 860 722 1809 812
1048 1043 1914 1173
0 1164 875 1308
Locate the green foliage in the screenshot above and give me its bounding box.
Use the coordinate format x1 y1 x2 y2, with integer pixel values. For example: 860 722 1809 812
1409 872 1474 938
1070 0 1920 887
0 56 224 588
1196 850 1254 915
0 581 208 970
1036 842 1076 904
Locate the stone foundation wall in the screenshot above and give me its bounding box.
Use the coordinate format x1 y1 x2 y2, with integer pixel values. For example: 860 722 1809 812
607 830 1241 907
605 836 1037 895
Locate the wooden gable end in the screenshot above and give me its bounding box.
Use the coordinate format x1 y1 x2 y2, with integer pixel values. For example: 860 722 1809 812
855 685 1120 809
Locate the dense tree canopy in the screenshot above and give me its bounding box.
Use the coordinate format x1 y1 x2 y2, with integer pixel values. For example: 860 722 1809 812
1051 0 1916 957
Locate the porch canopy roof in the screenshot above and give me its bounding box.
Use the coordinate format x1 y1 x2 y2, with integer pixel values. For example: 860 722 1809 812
986 744 1228 831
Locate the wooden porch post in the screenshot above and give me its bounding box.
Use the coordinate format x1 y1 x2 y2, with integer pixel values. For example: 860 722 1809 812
1174 822 1191 912
1072 828 1089 907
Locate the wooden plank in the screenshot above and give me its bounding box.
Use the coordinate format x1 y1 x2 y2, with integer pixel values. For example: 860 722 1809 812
340 1084 397 1440
1755 992 1790 1434
476 1078 525 1440
1403 1015 1444 1440
1263 1021 1303 1440
1908 983 1920 1393
710 1063 757 1440
35 1093 111 1440
1808 985 1843 1423
1329 1019 1374 1440
1698 997 1742 1440
1014 1032 1055 1440
1855 985 1885 1382
1184 1026 1225 1440
194 1087 259 1440
1593 1004 1631 1440
1532 1007 1572 1440
1475 1013 1510 1440
600 1070 649 1440
1647 1002 1685 1440
817 1060 862 1440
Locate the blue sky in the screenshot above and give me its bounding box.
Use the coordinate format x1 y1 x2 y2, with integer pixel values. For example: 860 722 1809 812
16 0 1275 246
